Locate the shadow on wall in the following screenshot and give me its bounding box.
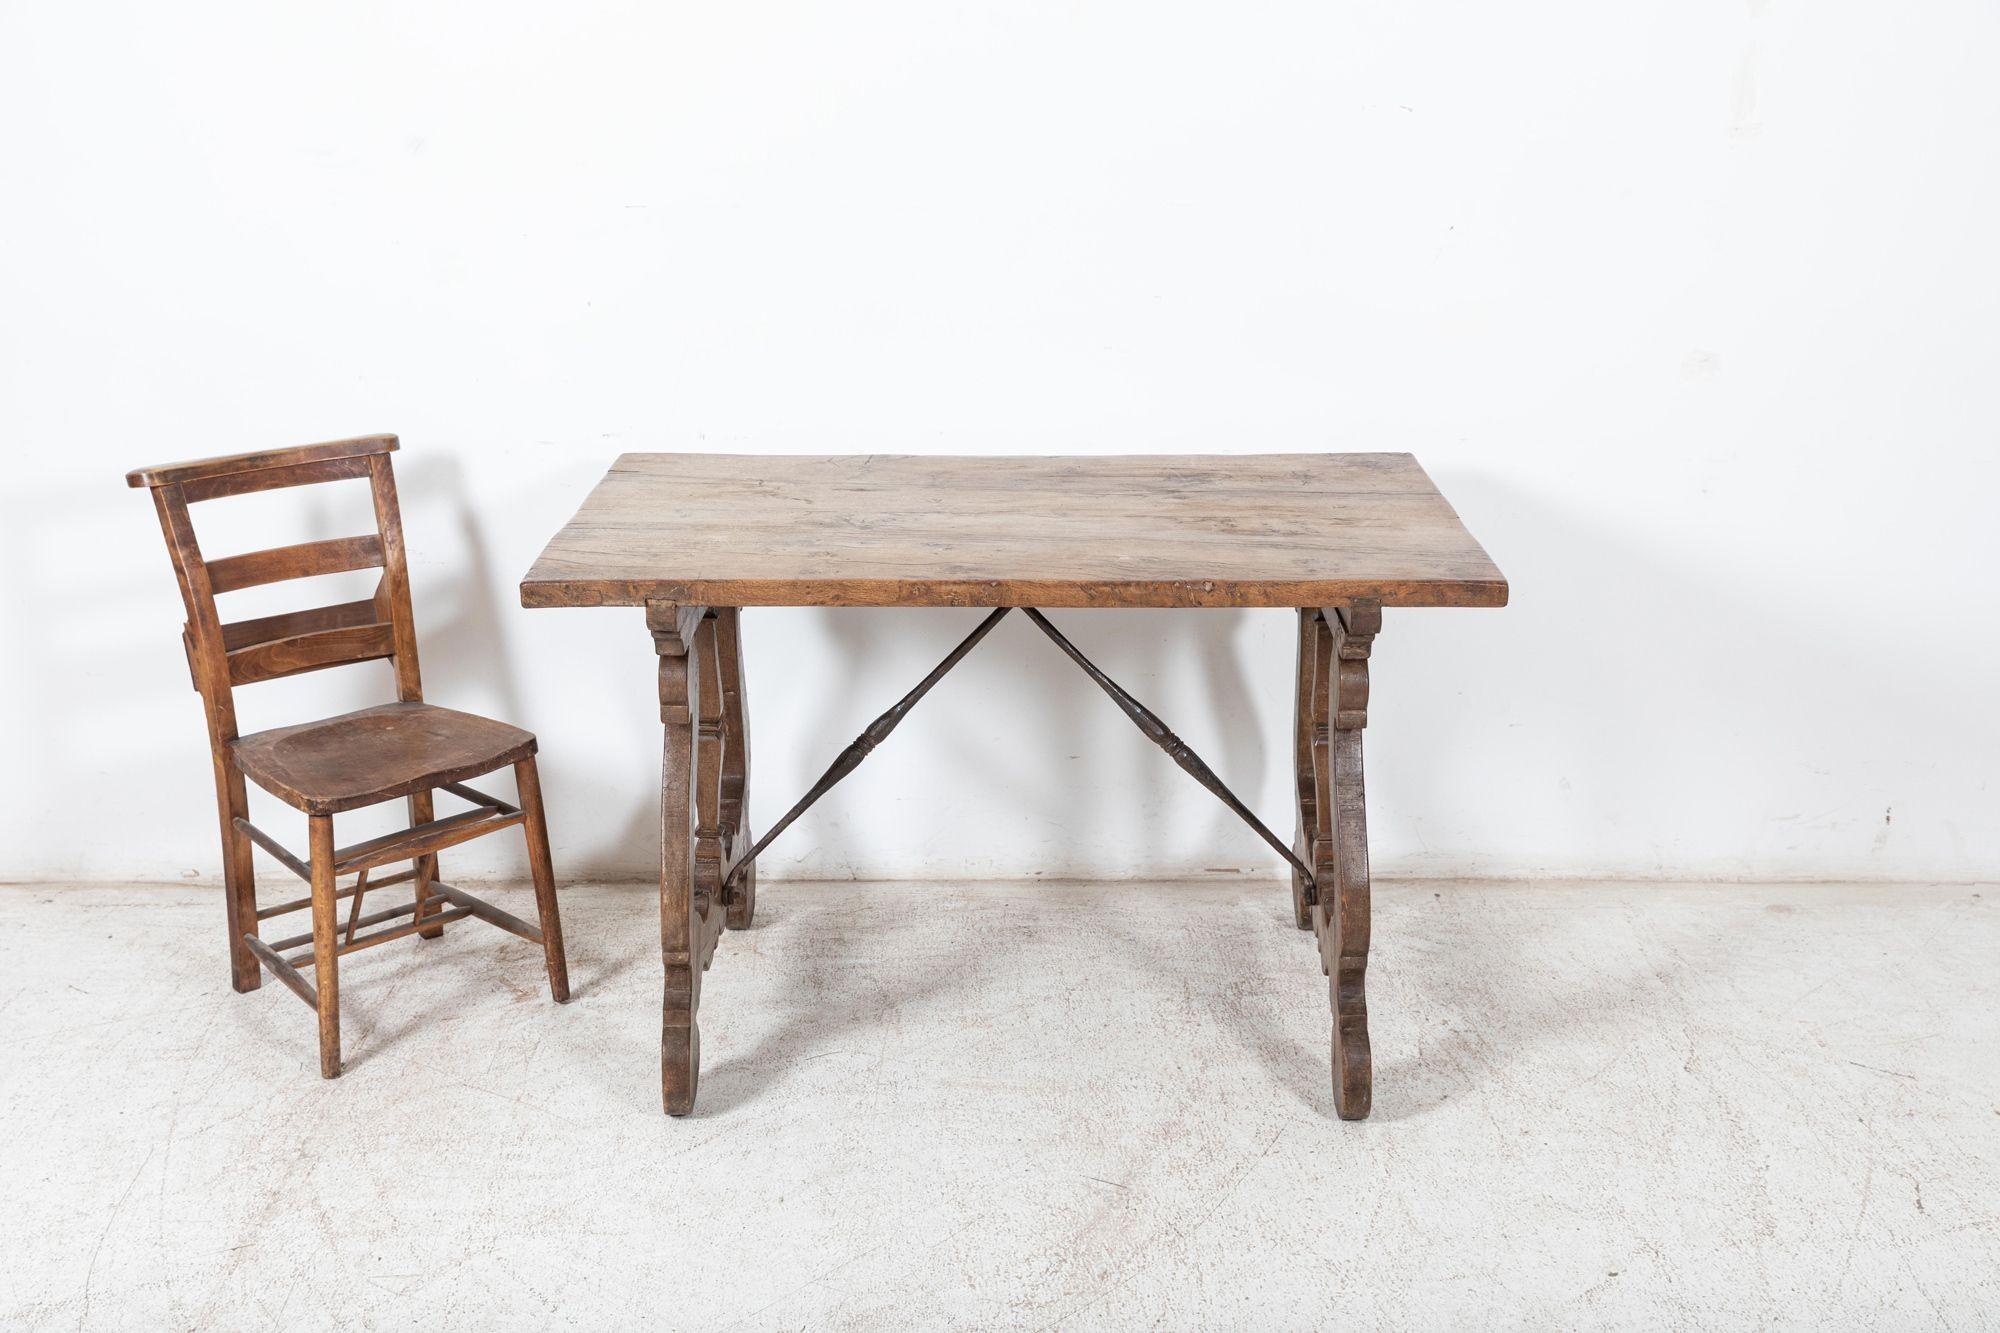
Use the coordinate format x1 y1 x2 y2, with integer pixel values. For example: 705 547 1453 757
0 474 210 879
394 451 532 730
388 450 548 876
0 472 392 878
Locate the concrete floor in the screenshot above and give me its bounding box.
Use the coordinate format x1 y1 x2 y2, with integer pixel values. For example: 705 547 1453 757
0 879 1994 1330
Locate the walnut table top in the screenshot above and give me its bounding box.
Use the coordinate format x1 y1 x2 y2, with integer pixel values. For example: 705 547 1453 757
521 452 1507 610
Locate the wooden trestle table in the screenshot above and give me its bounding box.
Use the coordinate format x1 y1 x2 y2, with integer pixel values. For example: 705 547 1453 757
522 453 1507 1118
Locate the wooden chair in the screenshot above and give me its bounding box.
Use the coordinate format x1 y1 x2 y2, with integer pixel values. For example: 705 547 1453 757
126 434 569 1077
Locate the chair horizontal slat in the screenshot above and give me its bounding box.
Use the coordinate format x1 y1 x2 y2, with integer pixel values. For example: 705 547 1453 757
221 597 383 652
126 434 398 489
257 867 418 919
333 805 526 875
439 780 521 816
206 535 385 594
181 454 373 503
244 934 319 1008
268 895 435 952
428 881 544 945
234 817 312 881
282 904 476 966
337 905 475 957
227 622 395 685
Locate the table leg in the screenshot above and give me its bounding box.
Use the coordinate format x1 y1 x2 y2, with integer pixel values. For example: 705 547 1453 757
649 601 728 1115
1307 602 1380 1120
1291 608 1320 932
715 607 756 929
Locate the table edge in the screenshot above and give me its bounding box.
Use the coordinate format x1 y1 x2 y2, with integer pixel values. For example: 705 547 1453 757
518 573 1510 610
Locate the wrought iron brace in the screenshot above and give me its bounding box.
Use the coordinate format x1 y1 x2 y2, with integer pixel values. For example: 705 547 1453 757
721 607 1014 891
722 607 1316 894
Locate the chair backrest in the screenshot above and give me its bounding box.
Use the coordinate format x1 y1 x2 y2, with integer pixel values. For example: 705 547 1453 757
126 434 425 750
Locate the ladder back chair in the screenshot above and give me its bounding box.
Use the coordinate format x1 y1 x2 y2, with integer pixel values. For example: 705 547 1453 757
126 434 570 1077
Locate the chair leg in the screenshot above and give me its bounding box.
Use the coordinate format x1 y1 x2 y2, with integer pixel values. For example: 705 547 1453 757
308 814 342 1078
218 767 261 992
408 789 444 940
514 757 571 1003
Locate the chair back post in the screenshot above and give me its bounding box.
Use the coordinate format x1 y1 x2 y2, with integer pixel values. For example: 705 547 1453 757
145 480 245 749
363 452 424 704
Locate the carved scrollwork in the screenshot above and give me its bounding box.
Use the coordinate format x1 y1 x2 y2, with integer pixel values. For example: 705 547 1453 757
694 612 726 925
1292 609 1326 929
1306 602 1380 1120
648 601 727 1116
714 608 756 929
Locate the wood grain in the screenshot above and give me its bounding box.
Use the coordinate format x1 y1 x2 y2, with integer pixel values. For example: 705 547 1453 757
309 813 342 1078
125 434 397 489
1289 607 1320 933
225 623 395 686
227 702 537 815
179 454 374 504
714 607 755 930
204 535 385 594
514 758 572 1003
522 453 1507 610
219 598 383 653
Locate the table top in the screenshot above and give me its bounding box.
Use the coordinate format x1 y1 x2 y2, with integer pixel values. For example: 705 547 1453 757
521 453 1507 610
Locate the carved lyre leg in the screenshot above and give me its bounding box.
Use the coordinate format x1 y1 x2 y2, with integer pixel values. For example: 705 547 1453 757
1291 609 1320 931
650 602 728 1115
694 615 729 946
1309 602 1380 1120
715 607 756 930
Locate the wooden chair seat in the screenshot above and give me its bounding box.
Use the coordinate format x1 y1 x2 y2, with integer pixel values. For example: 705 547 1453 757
230 702 537 815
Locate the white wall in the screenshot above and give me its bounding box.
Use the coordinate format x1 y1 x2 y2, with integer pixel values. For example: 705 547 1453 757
3 1 1995 885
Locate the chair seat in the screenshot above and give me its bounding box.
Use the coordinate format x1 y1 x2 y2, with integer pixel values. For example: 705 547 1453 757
231 702 537 814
